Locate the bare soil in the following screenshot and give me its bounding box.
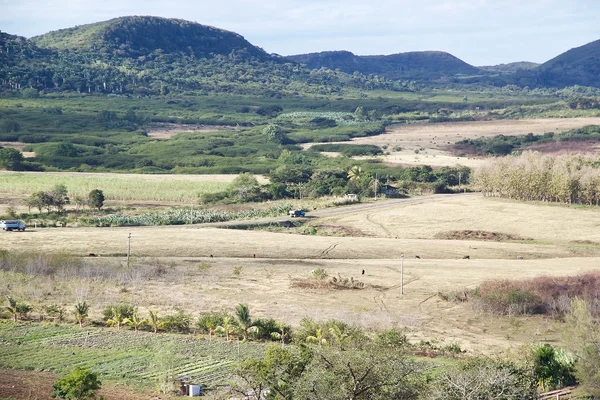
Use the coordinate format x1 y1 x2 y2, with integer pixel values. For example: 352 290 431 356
434 230 530 242
145 123 237 139
0 369 166 400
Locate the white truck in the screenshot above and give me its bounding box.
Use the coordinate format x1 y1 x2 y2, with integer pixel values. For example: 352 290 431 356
0 220 26 231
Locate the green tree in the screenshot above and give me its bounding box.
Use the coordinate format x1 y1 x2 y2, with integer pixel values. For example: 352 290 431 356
227 173 261 202
49 184 69 212
28 191 54 214
4 296 32 322
533 344 576 390
564 298 600 396
216 315 235 341
87 189 105 211
263 124 287 144
52 367 101 400
347 165 363 181
0 148 24 171
0 120 21 133
197 313 224 341
235 303 256 341
74 301 89 328
234 345 313 400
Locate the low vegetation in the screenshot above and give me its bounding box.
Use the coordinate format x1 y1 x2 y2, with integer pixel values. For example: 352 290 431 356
454 125 600 156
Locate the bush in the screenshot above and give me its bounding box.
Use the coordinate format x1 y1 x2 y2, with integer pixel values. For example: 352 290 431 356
161 309 192 333
52 367 101 400
472 272 600 316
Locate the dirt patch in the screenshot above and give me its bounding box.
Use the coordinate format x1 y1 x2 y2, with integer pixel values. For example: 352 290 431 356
525 140 600 154
146 123 237 139
0 368 163 400
434 230 530 242
0 142 36 158
571 240 600 245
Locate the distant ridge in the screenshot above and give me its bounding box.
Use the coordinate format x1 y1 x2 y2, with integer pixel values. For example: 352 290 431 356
479 62 540 74
534 39 600 87
286 50 481 80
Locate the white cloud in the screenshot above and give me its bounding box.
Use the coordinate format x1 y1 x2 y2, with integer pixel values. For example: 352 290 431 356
1 0 599 64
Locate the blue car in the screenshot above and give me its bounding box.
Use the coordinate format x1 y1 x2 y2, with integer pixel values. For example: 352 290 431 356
0 220 26 231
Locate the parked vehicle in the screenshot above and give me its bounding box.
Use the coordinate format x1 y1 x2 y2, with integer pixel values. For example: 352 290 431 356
288 209 306 218
0 220 26 231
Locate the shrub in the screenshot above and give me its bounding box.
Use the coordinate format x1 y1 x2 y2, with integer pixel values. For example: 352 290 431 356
471 272 600 316
102 303 135 329
52 367 101 400
161 309 192 333
376 328 410 349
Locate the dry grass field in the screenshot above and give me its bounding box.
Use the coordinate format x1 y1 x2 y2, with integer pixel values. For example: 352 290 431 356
312 117 600 167
3 194 600 354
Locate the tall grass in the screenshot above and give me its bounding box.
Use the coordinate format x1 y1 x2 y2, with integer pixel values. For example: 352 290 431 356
0 172 230 202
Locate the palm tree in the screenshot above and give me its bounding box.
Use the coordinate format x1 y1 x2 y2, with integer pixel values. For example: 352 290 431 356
123 310 147 332
5 296 18 322
216 315 234 342
105 306 124 330
74 301 89 328
148 310 164 333
235 304 256 341
347 165 363 181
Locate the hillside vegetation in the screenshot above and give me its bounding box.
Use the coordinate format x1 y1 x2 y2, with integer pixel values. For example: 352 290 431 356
287 50 481 81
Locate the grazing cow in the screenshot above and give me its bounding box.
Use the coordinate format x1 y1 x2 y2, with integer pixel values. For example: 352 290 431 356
88 253 97 257
463 255 470 259
253 254 256 258
415 255 421 259
362 269 365 275
210 254 214 258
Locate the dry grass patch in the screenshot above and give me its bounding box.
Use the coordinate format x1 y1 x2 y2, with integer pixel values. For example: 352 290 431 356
434 230 530 242
320 195 600 245
334 118 600 167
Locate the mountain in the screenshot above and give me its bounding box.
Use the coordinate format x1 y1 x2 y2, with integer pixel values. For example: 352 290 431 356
479 62 540 74
31 15 270 60
534 39 600 87
286 50 482 81
2 16 396 96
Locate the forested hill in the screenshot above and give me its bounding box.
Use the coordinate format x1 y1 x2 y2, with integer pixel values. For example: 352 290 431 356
478 62 540 74
31 16 270 60
533 39 600 88
286 50 482 80
1 16 405 96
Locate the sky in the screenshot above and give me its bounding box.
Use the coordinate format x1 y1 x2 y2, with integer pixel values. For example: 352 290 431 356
1 0 599 66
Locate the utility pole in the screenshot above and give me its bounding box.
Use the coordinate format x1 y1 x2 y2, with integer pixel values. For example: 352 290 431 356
458 172 462 193
374 173 378 201
400 252 404 295
127 233 132 267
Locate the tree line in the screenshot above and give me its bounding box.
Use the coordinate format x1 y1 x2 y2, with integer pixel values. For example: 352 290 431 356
475 151 600 205
24 184 104 214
